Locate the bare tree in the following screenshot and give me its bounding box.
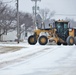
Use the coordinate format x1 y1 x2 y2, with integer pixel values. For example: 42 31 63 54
39 8 55 21
0 1 16 41
18 12 34 38
0 1 34 41
36 8 55 29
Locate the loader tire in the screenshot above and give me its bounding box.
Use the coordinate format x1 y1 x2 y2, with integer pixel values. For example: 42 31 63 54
39 36 48 45
66 36 74 45
74 37 76 45
28 35 37 45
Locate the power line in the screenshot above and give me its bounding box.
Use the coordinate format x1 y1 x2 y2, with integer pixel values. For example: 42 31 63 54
55 14 76 16
3 0 15 3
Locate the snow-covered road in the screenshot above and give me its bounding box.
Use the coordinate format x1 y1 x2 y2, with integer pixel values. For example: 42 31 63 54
0 43 76 75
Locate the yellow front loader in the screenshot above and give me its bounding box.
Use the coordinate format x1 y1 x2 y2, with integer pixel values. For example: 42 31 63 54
28 20 76 45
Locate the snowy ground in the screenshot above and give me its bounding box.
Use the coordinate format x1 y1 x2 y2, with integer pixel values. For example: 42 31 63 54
0 42 76 75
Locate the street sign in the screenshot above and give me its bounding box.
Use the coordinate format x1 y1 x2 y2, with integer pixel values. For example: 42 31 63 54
32 6 39 10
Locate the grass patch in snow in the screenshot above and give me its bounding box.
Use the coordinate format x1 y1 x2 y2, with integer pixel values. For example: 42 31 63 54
0 46 26 54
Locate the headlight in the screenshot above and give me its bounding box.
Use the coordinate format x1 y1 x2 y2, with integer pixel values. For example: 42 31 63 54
69 29 72 31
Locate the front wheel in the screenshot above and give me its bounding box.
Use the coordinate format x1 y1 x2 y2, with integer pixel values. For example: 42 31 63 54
39 36 48 45
28 35 37 45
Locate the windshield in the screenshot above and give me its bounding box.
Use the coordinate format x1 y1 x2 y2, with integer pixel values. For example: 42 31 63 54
55 22 68 41
55 22 68 32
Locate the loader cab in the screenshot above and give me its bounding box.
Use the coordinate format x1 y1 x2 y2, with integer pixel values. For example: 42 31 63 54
55 20 69 41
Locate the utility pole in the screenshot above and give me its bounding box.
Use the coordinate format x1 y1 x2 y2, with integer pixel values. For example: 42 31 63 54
31 0 41 28
16 0 20 43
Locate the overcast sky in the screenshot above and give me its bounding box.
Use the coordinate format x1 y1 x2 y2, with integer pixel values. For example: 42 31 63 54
3 0 76 20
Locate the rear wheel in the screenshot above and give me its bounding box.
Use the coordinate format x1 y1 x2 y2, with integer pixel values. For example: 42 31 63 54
28 35 37 45
66 36 74 45
74 37 76 45
39 36 48 45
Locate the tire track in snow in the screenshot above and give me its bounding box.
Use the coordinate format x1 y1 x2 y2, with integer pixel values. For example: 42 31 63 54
55 46 76 64
0 46 60 69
